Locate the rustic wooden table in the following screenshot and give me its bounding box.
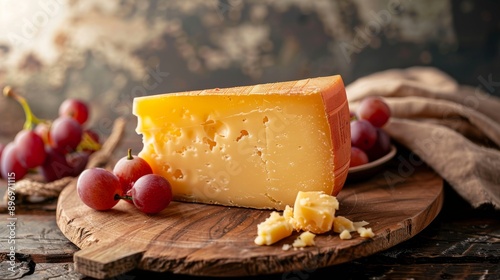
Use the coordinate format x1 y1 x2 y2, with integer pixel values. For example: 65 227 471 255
1 141 498 280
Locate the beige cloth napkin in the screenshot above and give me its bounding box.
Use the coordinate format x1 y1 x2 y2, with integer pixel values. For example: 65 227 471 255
346 67 500 210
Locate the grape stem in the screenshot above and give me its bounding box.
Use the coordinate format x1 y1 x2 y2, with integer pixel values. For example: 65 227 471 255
115 194 133 201
77 132 102 152
3 86 46 130
127 148 133 160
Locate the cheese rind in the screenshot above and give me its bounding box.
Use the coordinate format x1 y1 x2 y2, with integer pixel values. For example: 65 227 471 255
133 76 350 210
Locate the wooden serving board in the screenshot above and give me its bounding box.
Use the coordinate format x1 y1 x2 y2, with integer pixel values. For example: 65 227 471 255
56 163 443 279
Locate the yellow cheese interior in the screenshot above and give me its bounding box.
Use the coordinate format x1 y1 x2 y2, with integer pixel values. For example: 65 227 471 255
134 93 336 210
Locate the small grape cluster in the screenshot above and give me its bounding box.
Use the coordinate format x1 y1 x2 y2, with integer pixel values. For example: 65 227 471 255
77 149 173 214
0 87 101 181
349 96 392 167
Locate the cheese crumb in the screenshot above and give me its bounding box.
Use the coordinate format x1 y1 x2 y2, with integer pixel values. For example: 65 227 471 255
333 216 355 233
353 221 369 229
282 244 292 251
283 205 293 220
292 231 316 248
286 191 339 234
339 229 352 240
334 216 375 239
357 227 375 238
254 212 293 245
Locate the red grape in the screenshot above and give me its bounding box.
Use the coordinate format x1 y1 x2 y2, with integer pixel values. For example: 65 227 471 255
40 148 90 182
77 168 123 211
66 151 90 176
131 174 172 214
365 128 392 161
113 148 153 195
0 142 28 180
59 98 89 125
15 130 47 168
356 96 391 127
40 147 73 182
50 116 83 154
34 123 51 145
350 147 369 167
351 120 377 151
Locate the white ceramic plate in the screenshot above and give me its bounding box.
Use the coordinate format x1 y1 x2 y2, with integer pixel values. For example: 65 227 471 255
348 145 397 179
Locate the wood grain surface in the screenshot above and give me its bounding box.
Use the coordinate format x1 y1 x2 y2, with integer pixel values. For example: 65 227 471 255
56 164 443 279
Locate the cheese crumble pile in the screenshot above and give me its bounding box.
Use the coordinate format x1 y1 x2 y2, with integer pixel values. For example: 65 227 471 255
254 191 375 248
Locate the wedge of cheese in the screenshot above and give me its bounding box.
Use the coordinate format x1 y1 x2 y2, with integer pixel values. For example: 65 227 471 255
133 75 351 210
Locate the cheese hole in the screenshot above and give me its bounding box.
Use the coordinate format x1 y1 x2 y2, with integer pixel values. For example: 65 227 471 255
263 116 269 124
167 128 182 138
236 130 249 142
175 146 187 155
203 120 228 139
203 137 217 151
203 120 216 139
209 183 225 193
161 164 171 173
179 108 190 119
172 169 185 180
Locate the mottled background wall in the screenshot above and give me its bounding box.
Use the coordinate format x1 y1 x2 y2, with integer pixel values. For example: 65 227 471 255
0 0 498 145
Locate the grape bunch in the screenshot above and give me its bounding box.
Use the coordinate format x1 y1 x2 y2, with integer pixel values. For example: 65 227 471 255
77 149 173 214
0 87 101 181
349 96 392 167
